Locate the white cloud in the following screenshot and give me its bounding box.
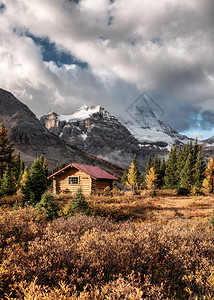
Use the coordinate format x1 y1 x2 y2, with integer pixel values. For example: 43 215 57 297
0 0 214 133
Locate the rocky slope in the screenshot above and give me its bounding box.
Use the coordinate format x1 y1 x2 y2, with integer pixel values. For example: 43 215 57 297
0 89 124 177
40 105 169 169
201 137 214 163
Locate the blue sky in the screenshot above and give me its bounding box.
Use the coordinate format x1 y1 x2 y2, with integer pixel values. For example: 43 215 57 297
1 0 214 139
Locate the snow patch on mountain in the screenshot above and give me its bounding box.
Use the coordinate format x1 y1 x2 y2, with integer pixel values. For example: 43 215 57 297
58 105 103 122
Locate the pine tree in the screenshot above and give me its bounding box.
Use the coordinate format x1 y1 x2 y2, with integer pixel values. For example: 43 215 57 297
152 155 161 188
183 143 190 162
139 173 145 189
192 151 205 192
159 158 166 188
22 156 48 205
70 188 90 215
179 152 194 192
133 154 141 187
10 152 25 189
36 192 59 220
146 154 152 175
176 146 185 183
152 155 159 174
145 167 157 190
164 145 177 189
193 138 200 165
0 123 14 178
0 166 17 196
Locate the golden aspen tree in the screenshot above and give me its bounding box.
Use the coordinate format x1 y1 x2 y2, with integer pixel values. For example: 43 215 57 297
145 167 157 190
202 158 214 194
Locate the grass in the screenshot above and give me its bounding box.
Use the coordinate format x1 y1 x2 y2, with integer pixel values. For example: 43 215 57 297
54 190 214 221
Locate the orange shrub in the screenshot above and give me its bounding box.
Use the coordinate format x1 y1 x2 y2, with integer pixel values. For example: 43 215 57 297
0 213 214 298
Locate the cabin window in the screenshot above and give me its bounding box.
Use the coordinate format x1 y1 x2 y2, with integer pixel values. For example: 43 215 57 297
68 176 80 185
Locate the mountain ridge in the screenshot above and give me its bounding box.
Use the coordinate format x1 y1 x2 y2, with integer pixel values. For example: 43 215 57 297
0 88 125 177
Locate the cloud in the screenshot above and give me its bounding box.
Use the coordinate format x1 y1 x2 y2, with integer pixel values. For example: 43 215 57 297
0 0 214 135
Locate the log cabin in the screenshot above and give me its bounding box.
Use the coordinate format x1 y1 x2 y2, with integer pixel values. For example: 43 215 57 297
48 162 119 195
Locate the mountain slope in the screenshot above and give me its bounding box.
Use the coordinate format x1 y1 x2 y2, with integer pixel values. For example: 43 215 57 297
122 93 189 145
40 105 168 169
0 89 124 177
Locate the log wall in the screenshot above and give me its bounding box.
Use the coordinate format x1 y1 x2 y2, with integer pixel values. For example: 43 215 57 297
55 168 91 195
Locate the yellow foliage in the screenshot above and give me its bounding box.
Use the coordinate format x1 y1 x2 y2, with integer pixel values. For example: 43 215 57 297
126 161 138 190
20 168 29 188
203 158 214 194
145 167 157 190
202 177 212 195
205 158 214 177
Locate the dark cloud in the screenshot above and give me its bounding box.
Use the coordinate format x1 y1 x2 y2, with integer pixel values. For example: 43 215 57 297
0 2 5 12
200 111 214 130
1 0 214 138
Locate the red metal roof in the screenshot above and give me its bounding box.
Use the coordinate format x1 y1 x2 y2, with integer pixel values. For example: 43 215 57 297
72 163 118 180
48 163 118 181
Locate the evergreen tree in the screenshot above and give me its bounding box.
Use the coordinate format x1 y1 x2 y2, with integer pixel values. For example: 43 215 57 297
183 143 190 162
176 146 185 183
152 155 159 173
11 152 25 189
164 145 177 189
36 192 59 220
145 167 157 190
0 123 14 178
193 138 200 165
146 154 152 175
0 166 17 196
22 156 48 205
152 155 161 188
133 154 141 187
70 188 90 215
40 155 49 178
159 158 166 188
192 151 205 192
179 152 194 192
139 173 145 189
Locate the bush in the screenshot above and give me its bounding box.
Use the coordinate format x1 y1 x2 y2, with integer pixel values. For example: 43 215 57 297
36 192 59 220
69 188 90 215
1 216 214 299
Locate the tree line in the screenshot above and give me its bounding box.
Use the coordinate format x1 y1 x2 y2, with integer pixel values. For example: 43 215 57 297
122 139 214 195
1 121 214 199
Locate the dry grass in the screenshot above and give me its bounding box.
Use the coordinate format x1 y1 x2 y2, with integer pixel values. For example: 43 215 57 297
81 190 214 221
0 191 214 299
1 209 214 299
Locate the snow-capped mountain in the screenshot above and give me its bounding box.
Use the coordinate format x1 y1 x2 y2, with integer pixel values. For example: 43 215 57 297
40 104 187 169
122 93 189 146
0 88 125 177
